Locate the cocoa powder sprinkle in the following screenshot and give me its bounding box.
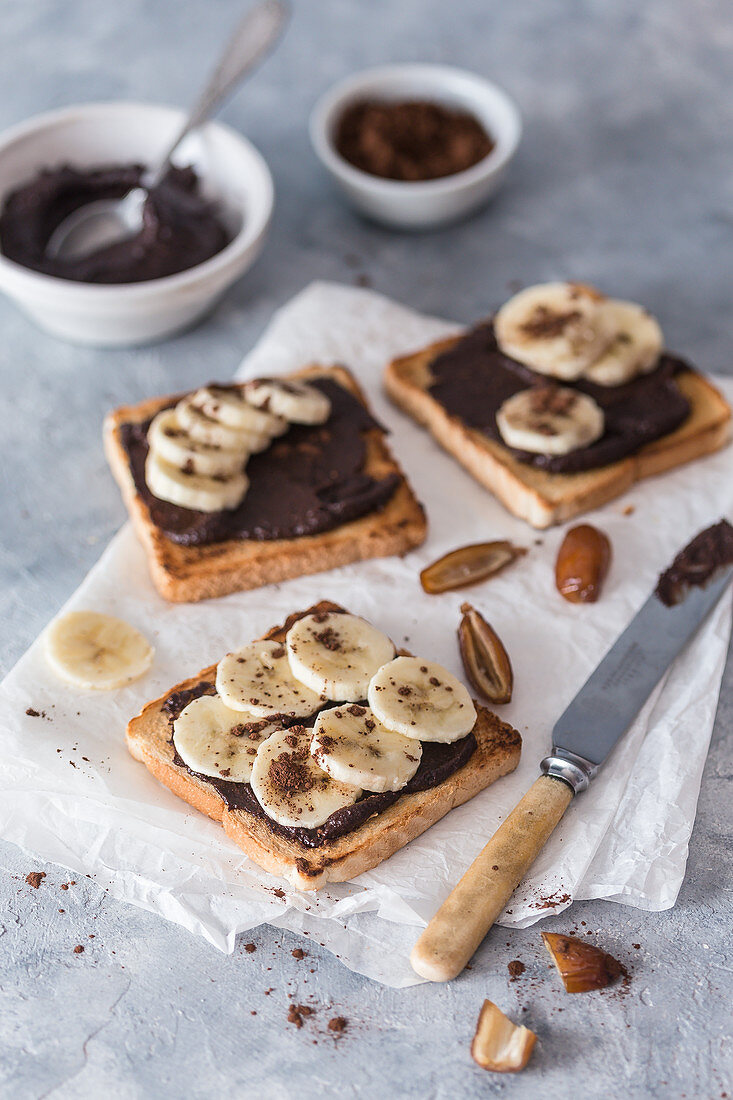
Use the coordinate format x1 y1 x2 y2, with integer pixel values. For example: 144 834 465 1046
335 99 493 182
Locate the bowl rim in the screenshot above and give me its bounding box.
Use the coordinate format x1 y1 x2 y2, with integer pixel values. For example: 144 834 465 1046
0 100 274 297
309 62 522 196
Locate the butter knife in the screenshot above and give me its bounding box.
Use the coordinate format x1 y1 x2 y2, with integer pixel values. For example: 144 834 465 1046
410 562 733 982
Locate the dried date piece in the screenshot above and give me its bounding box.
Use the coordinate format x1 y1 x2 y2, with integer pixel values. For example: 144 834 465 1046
555 524 611 603
471 1000 536 1073
542 932 625 992
458 603 513 704
420 541 526 595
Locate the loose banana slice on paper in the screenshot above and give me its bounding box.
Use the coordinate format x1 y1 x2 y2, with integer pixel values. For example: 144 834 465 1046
173 694 279 782
145 451 248 512
44 610 153 691
250 725 361 828
494 282 613 380
243 378 331 425
368 656 477 743
286 612 395 701
190 385 287 437
583 300 663 386
216 640 324 719
496 385 605 455
311 703 422 793
147 409 249 478
176 396 270 453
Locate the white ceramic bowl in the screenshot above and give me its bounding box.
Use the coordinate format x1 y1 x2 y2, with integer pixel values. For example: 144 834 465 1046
0 102 274 346
310 64 522 231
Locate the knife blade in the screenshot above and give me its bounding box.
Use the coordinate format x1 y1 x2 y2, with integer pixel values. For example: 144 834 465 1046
550 563 733 773
411 561 733 983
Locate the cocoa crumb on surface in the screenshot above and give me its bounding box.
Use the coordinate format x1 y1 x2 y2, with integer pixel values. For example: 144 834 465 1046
244 943 256 953
287 1003 314 1028
292 948 306 960
73 944 84 954
508 959 526 979
328 1016 348 1034
632 943 641 950
623 504 636 516
60 883 69 890
272 888 285 899
25 871 45 889
25 707 41 717
532 890 571 909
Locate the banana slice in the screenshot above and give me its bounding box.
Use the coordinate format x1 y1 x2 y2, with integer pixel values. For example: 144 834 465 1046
494 282 614 380
250 725 361 828
216 640 324 719
44 610 153 691
243 378 331 425
367 656 477 743
145 451 248 512
173 694 279 782
496 385 604 456
176 396 270 453
311 703 422 793
286 612 395 701
583 300 663 386
148 408 248 478
191 385 287 437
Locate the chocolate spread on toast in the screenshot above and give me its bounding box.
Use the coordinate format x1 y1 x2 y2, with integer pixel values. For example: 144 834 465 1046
162 683 479 848
119 378 401 546
427 324 692 473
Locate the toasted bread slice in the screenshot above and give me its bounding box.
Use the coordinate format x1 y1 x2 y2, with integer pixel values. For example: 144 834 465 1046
105 366 427 602
126 601 522 891
384 336 731 529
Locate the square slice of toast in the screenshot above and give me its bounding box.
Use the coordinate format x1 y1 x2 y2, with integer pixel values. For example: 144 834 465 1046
384 336 731 529
126 601 522 891
105 366 427 602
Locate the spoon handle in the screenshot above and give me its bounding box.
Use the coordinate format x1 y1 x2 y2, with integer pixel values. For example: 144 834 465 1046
153 0 290 184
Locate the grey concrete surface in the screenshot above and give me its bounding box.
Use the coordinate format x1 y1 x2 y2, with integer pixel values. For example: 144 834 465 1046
1 1 732 1097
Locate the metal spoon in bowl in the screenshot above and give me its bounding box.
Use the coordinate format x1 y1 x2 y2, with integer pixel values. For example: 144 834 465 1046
46 0 289 263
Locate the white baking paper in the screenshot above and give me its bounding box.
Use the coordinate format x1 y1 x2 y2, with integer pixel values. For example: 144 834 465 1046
0 281 731 988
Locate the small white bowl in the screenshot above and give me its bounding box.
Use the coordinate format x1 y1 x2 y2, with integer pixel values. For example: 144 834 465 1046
0 102 274 346
310 64 522 231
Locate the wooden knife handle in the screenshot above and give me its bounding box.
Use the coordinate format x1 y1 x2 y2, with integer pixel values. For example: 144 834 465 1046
410 775 574 982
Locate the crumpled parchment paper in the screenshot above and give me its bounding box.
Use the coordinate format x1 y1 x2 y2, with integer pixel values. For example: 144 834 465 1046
0 282 730 987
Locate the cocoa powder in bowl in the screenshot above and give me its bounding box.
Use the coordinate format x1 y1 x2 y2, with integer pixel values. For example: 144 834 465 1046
334 99 494 182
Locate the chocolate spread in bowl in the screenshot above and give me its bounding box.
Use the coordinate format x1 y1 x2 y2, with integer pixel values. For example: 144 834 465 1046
119 378 401 546
0 163 231 283
163 682 478 848
427 324 692 473
655 519 733 607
